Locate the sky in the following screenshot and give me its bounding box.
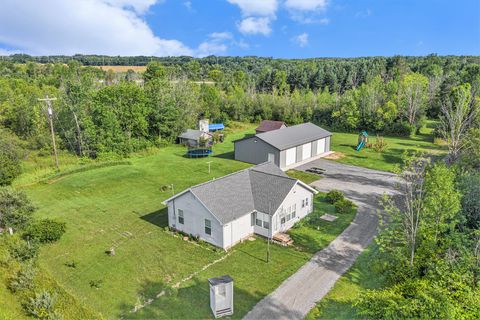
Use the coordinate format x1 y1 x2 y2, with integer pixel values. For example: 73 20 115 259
0 0 479 58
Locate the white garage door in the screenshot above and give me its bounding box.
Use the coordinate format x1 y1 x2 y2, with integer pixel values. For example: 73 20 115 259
317 138 325 154
302 143 312 160
286 147 296 166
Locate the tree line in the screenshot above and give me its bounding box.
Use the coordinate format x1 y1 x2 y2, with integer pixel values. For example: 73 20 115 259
0 55 479 185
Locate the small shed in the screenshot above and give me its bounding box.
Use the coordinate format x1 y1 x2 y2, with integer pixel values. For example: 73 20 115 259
208 275 233 318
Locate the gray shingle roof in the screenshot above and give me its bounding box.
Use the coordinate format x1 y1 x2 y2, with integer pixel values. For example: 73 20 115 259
255 122 331 150
178 129 205 140
172 162 300 224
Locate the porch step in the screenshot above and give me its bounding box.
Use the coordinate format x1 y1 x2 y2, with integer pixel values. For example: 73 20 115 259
273 233 293 246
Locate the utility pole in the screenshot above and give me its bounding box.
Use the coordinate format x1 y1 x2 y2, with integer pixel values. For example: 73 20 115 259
38 95 59 171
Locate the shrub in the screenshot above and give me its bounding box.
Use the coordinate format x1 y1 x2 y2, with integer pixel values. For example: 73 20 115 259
24 219 66 243
386 121 416 137
0 188 35 230
373 135 388 152
325 190 344 204
8 263 37 292
25 290 59 319
0 134 23 186
10 240 39 262
334 199 355 214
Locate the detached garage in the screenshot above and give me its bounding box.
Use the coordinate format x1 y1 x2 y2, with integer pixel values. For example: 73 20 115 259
234 122 332 170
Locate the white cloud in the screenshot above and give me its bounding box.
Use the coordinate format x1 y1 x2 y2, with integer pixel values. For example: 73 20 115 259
196 32 238 57
238 17 272 35
227 0 278 17
292 32 308 47
284 0 329 24
104 0 159 14
355 9 371 19
0 0 195 56
284 0 328 11
183 1 193 12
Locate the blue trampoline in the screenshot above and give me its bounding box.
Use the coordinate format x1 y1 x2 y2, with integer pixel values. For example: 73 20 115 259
209 123 224 132
186 149 213 158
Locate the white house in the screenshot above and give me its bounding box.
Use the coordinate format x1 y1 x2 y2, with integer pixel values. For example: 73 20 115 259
162 162 318 249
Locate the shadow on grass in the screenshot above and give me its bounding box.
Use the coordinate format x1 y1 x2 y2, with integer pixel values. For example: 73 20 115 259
140 207 168 228
213 151 234 159
118 277 304 320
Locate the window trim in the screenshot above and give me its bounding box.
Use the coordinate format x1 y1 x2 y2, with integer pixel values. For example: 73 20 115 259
204 219 212 235
178 209 184 224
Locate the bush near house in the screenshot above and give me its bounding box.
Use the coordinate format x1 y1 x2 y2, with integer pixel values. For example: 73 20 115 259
325 190 344 204
334 199 355 214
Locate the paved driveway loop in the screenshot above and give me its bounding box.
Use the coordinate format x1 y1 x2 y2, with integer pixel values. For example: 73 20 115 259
243 160 399 320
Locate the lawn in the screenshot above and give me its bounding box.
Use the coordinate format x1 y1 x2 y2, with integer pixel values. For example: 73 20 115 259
305 244 385 320
11 121 443 318
330 120 446 172
16 123 354 319
288 194 356 254
286 169 322 184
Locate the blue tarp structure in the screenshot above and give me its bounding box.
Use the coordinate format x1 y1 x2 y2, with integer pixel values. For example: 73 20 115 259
209 123 225 131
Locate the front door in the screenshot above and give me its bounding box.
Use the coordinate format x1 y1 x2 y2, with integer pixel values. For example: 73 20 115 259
268 153 275 163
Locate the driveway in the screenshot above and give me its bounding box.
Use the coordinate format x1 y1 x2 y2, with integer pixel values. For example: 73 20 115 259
243 159 399 320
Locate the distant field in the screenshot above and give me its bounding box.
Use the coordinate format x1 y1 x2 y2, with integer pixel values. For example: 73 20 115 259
95 65 146 72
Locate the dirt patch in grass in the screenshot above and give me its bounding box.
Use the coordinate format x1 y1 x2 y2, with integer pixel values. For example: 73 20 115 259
323 152 346 160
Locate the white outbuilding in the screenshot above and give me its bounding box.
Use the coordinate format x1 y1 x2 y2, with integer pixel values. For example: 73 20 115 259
208 275 234 318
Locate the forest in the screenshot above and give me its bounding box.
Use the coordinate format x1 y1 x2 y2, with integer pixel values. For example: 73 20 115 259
0 55 479 319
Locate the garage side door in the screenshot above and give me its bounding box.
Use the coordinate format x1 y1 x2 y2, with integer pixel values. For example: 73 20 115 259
286 147 296 166
302 143 312 160
317 138 325 154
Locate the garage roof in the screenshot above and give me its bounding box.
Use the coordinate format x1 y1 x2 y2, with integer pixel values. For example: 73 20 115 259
255 122 331 150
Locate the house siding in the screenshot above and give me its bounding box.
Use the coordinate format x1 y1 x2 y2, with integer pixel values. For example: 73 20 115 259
222 213 254 249
167 191 224 248
234 137 280 166
272 183 314 234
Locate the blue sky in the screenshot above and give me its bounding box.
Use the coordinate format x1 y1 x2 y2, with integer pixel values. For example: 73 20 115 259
0 0 479 58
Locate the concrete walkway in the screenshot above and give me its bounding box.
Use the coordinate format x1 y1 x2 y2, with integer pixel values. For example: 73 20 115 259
243 160 399 320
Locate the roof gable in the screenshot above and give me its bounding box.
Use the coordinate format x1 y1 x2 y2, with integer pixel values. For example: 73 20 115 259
164 162 314 224
256 120 286 132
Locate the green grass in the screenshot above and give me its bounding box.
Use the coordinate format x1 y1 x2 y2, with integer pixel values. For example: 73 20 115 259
286 169 322 184
11 123 360 319
306 244 385 320
330 120 446 172
9 120 444 318
288 194 356 254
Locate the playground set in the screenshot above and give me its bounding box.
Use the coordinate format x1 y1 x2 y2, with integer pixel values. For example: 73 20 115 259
356 131 369 151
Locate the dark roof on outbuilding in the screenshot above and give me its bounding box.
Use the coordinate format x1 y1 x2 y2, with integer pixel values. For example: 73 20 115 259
256 120 286 132
208 275 233 286
255 122 331 150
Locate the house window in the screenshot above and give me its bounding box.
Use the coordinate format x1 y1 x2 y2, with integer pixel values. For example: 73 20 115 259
292 204 296 218
263 219 270 230
302 199 305 208
286 214 291 221
178 209 184 224
205 219 212 235
256 217 263 227
306 197 309 207
281 217 286 224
